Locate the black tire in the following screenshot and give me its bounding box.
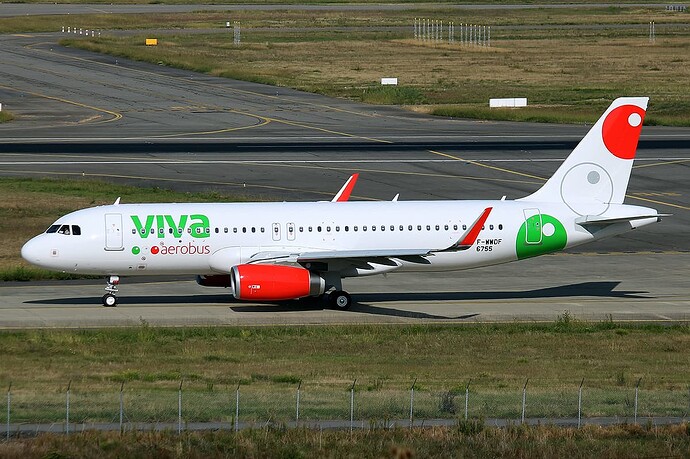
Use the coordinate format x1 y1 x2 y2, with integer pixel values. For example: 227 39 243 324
329 290 352 310
102 293 118 307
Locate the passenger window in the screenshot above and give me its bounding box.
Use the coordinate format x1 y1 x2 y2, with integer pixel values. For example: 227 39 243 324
372 226 376 231
426 225 431 231
345 226 349 232
499 224 503 230
399 225 403 231
150 228 155 235
309 226 313 232
354 226 358 232
336 226 340 232
408 225 413 231
46 225 60 234
243 227 247 233
132 229 137 235
72 225 81 236
159 228 164 235
261 227 265 233
453 224 458 231
317 226 322 232
233 228 238 233
252 227 256 233
168 228 173 234
326 226 331 232
444 225 449 231
224 228 229 233
435 225 440 231
490 224 494 230
363 226 367 232
417 225 422 231
205 228 210 234
462 225 467 231
299 227 304 233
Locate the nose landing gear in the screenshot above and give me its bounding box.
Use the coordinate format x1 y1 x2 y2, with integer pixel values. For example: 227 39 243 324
102 275 120 307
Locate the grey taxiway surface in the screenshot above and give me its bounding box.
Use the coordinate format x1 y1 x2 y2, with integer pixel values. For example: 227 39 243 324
0 29 688 327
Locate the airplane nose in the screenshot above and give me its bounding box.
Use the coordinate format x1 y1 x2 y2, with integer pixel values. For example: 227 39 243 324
21 236 47 266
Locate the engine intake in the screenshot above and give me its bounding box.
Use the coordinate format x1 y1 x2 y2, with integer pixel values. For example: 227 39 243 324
230 264 325 301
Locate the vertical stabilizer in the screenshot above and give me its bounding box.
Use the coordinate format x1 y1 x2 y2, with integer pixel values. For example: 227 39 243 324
520 97 648 216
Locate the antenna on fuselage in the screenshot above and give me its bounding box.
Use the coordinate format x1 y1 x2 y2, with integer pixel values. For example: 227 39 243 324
113 197 121 205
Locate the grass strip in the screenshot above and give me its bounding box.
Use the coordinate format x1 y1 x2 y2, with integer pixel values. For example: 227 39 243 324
0 110 14 123
1 421 689 458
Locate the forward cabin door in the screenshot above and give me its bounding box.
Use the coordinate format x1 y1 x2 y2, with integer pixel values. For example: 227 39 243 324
105 213 124 251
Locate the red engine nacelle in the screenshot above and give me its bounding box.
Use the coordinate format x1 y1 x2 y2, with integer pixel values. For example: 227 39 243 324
230 264 325 301
196 274 233 288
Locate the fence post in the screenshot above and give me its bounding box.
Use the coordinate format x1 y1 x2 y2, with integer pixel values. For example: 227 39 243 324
349 379 356 433
578 378 584 428
465 380 470 420
634 378 642 424
66 380 71 435
178 380 183 435
296 381 301 424
521 379 529 424
119 382 124 433
409 378 417 428
6 383 10 441
235 383 240 432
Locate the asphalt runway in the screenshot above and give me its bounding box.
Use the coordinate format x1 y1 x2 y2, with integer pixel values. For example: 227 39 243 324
1 253 688 329
0 30 688 326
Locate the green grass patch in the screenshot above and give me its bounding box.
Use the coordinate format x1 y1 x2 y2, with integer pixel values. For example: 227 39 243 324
0 322 689 422
0 110 14 123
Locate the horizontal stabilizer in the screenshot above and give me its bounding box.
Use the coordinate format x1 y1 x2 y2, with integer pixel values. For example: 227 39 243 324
576 213 670 227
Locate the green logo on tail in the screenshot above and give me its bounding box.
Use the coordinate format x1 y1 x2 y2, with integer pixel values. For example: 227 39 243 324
516 214 567 260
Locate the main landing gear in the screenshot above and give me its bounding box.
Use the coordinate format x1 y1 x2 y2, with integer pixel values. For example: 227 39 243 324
102 275 120 307
327 290 352 310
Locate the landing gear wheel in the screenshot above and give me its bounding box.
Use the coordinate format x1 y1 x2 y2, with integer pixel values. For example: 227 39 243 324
102 293 118 307
329 290 352 310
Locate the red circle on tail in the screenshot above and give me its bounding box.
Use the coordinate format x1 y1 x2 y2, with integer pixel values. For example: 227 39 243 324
602 104 645 160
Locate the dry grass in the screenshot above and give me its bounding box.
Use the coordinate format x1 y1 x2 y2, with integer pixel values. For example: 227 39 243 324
1 424 689 458
61 21 690 124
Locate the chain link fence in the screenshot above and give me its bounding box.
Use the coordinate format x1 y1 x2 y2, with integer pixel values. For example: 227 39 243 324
3 380 689 437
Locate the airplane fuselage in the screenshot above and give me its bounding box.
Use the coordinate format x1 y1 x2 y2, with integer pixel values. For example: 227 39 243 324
22 200 657 277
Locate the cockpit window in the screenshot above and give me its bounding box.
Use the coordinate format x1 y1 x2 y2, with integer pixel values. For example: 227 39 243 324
72 225 81 236
57 225 71 235
46 225 60 234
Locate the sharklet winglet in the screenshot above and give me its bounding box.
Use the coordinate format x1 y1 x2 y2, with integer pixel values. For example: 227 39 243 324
437 207 493 252
332 173 359 202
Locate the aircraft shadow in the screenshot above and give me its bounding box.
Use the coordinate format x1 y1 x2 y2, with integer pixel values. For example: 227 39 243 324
25 281 650 321
354 281 649 303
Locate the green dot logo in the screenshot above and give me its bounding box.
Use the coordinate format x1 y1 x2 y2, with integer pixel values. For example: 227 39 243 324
516 214 567 260
131 246 141 255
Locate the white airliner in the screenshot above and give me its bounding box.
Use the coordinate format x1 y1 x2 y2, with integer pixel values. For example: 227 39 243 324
22 98 666 309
